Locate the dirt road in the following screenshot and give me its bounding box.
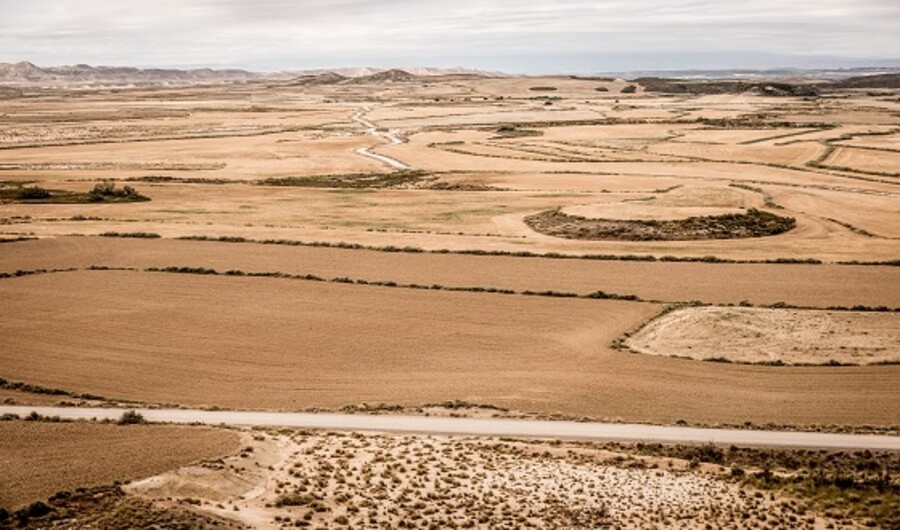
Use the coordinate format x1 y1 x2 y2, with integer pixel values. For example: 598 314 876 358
351 106 410 169
3 406 897 450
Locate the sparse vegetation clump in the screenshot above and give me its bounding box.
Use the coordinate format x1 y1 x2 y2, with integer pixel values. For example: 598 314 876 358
130 430 882 529
257 170 430 189
525 208 796 241
1 181 149 204
621 442 900 529
99 231 161 239
88 180 149 202
16 186 51 200
492 124 543 138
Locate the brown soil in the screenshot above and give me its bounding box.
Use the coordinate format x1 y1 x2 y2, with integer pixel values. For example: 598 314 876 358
7 485 246 529
2 237 898 308
0 420 241 510
1 271 898 427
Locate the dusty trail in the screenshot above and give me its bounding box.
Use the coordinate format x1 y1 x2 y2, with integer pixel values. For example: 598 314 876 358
351 106 411 170
3 406 898 450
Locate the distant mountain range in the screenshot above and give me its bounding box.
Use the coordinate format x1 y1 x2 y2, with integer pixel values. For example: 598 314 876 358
600 67 900 81
0 62 505 86
0 61 259 85
2 61 898 88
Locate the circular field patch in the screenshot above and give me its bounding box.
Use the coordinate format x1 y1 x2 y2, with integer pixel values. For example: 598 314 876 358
525 208 795 241
625 306 900 366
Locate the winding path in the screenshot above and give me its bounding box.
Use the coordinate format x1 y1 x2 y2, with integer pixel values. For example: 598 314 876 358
3 406 898 451
351 106 411 170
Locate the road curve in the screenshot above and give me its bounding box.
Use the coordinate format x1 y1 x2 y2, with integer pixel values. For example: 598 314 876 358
3 406 898 451
351 106 411 170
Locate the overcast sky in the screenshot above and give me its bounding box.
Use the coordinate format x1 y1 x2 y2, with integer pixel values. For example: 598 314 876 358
1 0 898 73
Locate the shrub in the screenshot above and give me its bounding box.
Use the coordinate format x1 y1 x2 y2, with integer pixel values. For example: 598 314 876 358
689 442 726 464
17 186 51 200
100 232 161 239
88 180 148 202
621 85 637 94
25 501 51 518
118 410 146 425
275 493 314 507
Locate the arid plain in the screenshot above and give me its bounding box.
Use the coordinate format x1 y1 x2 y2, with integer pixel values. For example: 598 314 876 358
1 71 899 527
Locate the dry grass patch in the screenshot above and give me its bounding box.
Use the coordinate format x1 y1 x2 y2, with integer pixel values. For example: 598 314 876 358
626 306 900 365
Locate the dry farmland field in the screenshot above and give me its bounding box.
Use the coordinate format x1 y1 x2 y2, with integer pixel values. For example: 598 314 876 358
1 72 899 528
0 420 240 510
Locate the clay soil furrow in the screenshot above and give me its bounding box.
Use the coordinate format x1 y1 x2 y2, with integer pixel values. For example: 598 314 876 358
1 270 898 427
1 236 898 308
0 421 241 510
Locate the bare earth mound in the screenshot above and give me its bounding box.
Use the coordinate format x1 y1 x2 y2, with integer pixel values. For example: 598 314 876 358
525 208 796 241
626 306 900 365
0 420 241 510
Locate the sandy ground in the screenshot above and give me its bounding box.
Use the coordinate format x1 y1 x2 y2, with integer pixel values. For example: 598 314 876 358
1 270 898 426
627 306 900 365
0 420 241 510
127 429 856 529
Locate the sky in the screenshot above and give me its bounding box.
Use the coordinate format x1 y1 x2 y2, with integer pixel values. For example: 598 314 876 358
1 0 899 73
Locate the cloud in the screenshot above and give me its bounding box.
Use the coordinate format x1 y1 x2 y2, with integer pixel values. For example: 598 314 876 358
0 0 897 72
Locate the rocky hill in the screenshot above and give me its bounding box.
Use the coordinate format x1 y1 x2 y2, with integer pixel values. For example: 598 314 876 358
832 73 900 89
346 69 420 84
